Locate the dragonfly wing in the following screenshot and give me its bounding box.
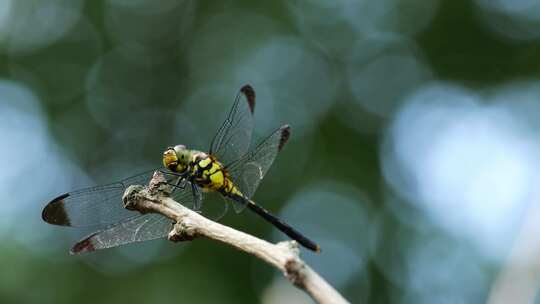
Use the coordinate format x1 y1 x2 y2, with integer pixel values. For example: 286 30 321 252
71 213 173 254
209 85 255 166
42 169 194 227
227 125 291 212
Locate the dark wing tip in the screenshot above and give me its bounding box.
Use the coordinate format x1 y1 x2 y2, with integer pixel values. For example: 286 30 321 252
278 125 291 152
240 84 255 113
70 234 97 255
42 193 71 226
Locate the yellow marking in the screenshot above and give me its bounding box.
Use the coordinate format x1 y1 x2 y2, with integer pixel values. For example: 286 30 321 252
198 157 212 169
230 186 242 196
210 163 219 174
209 170 224 188
188 153 246 197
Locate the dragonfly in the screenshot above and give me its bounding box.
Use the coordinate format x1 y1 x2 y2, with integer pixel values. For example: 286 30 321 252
42 84 320 254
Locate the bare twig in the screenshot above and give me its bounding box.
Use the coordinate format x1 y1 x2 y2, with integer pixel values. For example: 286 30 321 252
122 171 349 304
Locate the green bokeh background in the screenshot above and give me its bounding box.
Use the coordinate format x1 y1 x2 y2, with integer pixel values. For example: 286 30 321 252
1 0 540 303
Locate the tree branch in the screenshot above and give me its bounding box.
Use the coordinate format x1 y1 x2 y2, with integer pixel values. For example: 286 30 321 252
122 171 349 304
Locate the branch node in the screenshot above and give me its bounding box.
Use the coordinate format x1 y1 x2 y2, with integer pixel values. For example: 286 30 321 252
122 185 146 212
168 220 198 242
148 171 173 195
285 257 307 288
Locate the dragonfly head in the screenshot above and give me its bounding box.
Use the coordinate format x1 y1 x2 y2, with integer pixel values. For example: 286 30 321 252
163 145 191 173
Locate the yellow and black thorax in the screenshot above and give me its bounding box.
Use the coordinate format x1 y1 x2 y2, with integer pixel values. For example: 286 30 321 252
188 152 240 196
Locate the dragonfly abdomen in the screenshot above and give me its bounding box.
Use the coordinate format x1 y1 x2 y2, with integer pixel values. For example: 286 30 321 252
227 193 320 252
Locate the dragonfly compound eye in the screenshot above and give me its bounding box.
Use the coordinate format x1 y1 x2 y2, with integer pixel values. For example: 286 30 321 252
162 149 179 170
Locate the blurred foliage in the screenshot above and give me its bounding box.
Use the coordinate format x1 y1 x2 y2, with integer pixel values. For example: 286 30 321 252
1 0 540 303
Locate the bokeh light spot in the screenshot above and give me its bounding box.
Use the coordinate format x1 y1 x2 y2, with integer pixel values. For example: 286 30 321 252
276 181 373 288
383 82 540 260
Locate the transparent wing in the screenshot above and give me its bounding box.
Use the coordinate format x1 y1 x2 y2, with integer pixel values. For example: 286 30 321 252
70 213 174 254
42 169 194 227
209 84 255 166
226 125 291 212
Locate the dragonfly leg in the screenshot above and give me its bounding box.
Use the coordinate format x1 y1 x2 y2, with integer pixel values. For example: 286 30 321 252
160 170 188 178
165 177 188 194
191 183 202 212
159 170 190 193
